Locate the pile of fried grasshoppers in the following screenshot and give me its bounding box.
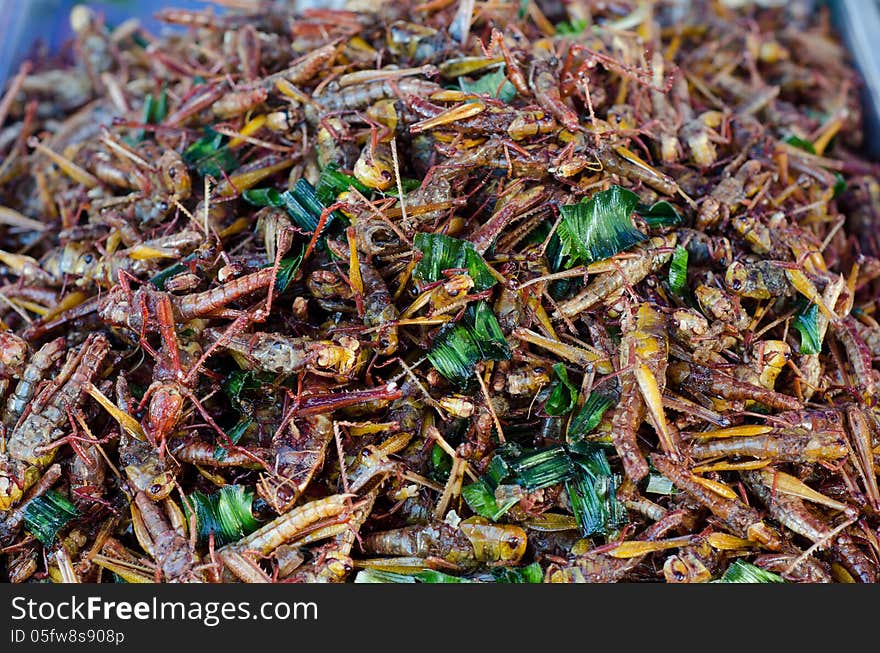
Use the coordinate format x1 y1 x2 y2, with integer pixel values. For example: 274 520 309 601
0 0 878 583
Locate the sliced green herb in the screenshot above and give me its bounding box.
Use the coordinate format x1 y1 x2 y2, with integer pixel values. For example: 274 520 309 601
214 417 253 461
273 245 305 293
242 188 283 207
668 245 689 294
182 130 239 177
715 559 785 583
783 134 816 154
382 177 422 198
427 301 510 386
315 162 371 206
792 302 821 355
227 417 253 444
413 232 497 290
292 179 331 223
278 190 317 232
462 480 517 521
356 564 540 584
638 200 683 227
488 562 543 583
568 391 614 438
271 180 342 233
467 440 624 536
557 185 646 268
566 443 625 537
152 86 168 124
832 172 847 198
483 453 513 488
414 569 473 583
184 485 261 546
149 262 186 290
138 95 156 142
354 569 418 583
430 443 452 482
459 66 516 103
467 301 509 359
545 363 578 416
427 324 482 386
222 370 260 407
23 490 79 546
508 445 575 491
135 88 168 142
131 31 150 49
645 473 675 496
555 18 588 35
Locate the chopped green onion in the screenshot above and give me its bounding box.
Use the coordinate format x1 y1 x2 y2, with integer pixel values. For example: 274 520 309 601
462 480 517 521
427 302 510 386
526 219 569 274
638 200 683 227
413 232 497 291
557 185 646 268
459 67 516 103
783 134 816 154
668 245 689 294
23 490 79 546
484 453 513 488
184 485 261 546
273 245 305 293
568 391 614 439
792 302 822 355
544 363 578 416
715 559 785 583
